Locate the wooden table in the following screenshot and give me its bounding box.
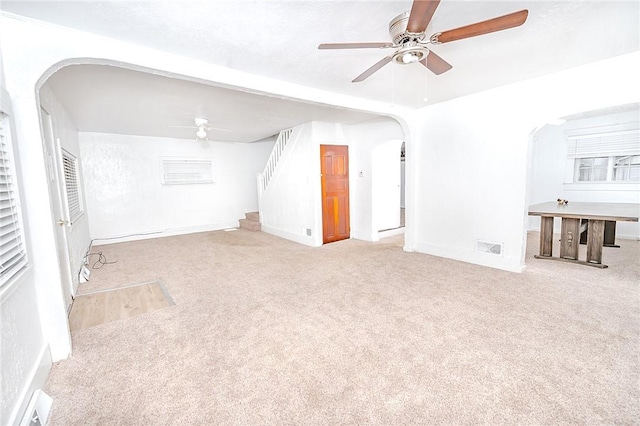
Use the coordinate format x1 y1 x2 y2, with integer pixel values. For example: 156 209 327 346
528 201 640 268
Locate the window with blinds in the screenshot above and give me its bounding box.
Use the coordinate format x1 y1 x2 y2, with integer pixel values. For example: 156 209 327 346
61 149 83 223
161 158 214 185
0 112 27 286
566 124 640 182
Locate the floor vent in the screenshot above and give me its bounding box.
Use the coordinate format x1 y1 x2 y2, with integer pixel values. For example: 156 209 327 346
477 240 503 255
20 390 52 426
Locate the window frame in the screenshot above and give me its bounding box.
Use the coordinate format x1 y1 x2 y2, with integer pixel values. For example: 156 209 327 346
564 122 640 188
160 157 215 185
0 109 29 288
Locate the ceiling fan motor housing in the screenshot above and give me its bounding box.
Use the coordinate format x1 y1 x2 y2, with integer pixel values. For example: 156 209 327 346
389 11 425 45
389 11 430 65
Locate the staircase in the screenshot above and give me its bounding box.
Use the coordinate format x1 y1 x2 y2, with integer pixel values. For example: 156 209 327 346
239 211 261 232
257 127 293 196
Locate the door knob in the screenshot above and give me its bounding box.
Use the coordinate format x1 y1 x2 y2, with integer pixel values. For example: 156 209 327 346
57 219 67 226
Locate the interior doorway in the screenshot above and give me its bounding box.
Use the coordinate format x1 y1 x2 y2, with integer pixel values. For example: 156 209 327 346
400 141 406 228
320 144 350 244
373 139 404 235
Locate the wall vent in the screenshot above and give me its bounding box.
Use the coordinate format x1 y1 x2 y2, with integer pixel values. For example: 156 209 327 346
20 390 52 426
477 240 503 255
61 147 83 223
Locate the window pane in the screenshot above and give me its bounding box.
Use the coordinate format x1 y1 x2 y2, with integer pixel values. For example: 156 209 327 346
613 155 640 181
578 168 591 181
614 167 627 181
593 157 608 167
592 167 607 181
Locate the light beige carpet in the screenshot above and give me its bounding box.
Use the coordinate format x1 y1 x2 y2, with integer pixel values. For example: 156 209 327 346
45 230 639 424
68 280 173 332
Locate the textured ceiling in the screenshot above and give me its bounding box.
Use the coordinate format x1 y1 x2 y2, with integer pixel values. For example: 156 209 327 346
44 65 383 142
2 0 639 140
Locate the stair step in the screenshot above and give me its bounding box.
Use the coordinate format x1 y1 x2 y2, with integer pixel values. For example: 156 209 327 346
239 218 261 232
245 211 260 222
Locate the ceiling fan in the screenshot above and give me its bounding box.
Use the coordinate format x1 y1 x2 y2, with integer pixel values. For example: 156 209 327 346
318 0 528 82
170 118 232 140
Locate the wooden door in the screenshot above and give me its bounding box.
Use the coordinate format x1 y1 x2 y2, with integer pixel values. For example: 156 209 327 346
321 145 350 244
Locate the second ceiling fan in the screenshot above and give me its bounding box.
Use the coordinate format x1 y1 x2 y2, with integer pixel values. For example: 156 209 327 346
318 0 528 82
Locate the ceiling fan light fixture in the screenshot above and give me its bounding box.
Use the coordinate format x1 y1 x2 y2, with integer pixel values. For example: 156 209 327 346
392 46 428 65
196 127 207 139
402 52 419 63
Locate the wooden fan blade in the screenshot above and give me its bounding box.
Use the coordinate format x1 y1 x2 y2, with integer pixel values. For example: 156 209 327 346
407 0 441 33
420 51 452 75
435 9 528 44
318 42 394 50
352 55 393 83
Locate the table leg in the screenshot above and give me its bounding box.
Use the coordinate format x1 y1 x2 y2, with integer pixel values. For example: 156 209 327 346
560 218 580 260
603 221 620 247
579 219 588 245
538 216 553 257
587 219 606 266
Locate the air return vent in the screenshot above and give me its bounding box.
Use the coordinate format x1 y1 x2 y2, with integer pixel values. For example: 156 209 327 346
476 240 503 255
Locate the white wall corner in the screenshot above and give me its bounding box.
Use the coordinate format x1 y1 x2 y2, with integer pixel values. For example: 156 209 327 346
351 229 379 242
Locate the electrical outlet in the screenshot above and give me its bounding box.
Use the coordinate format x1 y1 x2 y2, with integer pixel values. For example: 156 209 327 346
80 265 91 282
306 228 312 236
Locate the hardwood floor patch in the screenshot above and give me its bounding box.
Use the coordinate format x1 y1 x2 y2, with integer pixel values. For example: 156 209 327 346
69 280 173 332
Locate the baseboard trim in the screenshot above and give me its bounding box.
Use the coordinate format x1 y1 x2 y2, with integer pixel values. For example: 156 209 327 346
261 225 319 247
351 229 378 242
378 227 405 239
92 223 237 245
414 241 525 273
8 345 52 426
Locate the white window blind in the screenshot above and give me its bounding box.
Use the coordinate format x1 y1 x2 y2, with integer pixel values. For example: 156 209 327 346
161 158 214 185
61 149 83 223
0 112 27 285
567 128 640 159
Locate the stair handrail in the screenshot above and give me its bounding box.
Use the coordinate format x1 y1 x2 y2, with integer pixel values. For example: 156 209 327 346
260 127 293 193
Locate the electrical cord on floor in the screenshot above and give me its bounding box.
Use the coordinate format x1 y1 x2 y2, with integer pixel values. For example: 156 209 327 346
77 231 164 283
84 252 117 269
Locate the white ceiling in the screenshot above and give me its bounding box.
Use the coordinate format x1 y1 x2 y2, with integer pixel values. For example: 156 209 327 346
44 64 383 142
2 0 639 141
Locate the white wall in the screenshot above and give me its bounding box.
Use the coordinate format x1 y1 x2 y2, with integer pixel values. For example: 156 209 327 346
259 118 404 245
259 123 321 246
530 109 640 239
0 86 52 426
346 119 404 240
79 132 273 241
0 45 5 88
411 52 640 272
